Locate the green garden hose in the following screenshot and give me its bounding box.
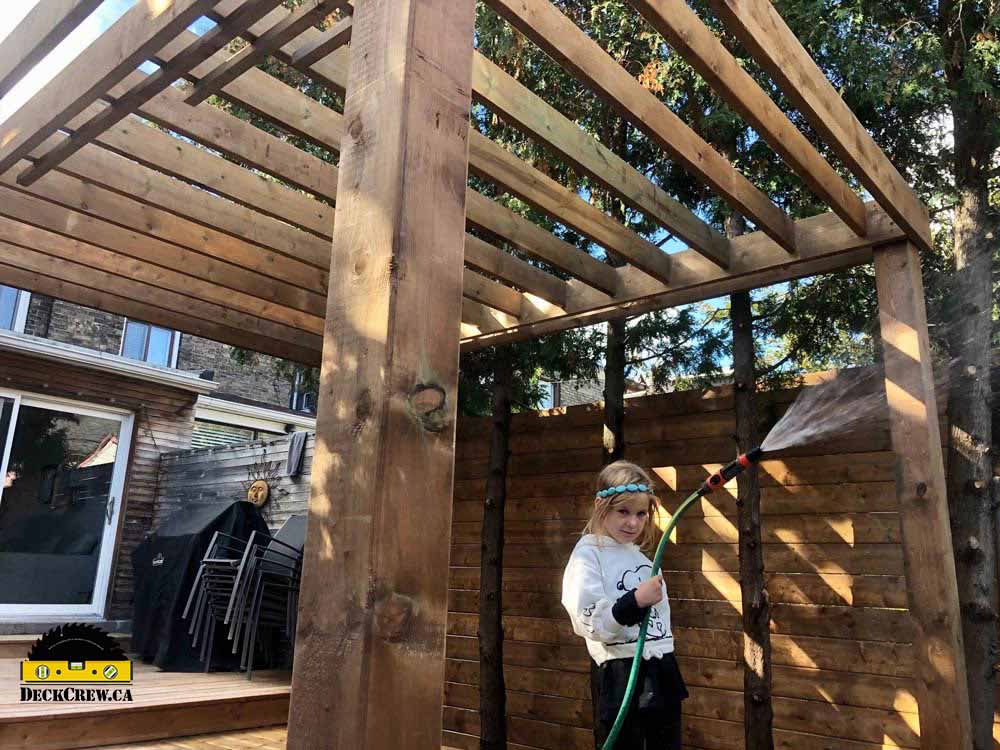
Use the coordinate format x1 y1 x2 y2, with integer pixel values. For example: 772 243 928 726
602 448 763 750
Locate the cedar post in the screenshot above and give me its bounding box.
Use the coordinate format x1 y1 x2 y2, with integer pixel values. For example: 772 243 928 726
872 241 973 749
286 2 476 749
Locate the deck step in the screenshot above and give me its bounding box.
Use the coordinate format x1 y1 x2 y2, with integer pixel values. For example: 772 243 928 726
0 660 290 750
0 633 131 659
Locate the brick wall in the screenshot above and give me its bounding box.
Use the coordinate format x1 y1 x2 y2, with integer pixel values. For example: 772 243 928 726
45 298 126 354
22 294 310 410
176 336 296 406
23 293 53 338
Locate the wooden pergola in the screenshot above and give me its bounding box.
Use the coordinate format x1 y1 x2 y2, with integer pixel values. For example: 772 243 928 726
0 1 971 748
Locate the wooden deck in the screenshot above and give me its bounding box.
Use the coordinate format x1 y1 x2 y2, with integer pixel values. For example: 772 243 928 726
0 656 290 750
95 726 287 750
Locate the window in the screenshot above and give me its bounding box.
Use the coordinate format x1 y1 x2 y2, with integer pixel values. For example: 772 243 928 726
120 320 180 367
289 371 317 414
0 286 30 333
538 380 561 409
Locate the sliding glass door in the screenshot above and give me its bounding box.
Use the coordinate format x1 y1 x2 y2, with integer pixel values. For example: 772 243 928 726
0 391 133 618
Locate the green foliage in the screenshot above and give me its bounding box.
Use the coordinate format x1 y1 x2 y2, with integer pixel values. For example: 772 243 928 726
458 330 604 416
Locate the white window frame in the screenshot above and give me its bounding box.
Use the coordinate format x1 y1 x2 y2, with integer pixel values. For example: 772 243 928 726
0 390 134 620
119 318 181 368
0 286 31 333
11 290 30 333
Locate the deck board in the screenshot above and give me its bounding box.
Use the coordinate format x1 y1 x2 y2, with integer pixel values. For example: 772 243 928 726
0 658 290 750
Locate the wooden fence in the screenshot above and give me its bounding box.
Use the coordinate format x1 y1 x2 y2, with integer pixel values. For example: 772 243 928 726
152 380 1000 750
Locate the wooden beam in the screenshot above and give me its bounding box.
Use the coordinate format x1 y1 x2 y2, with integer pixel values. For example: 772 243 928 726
13 147 552 331
709 0 932 251
290 14 353 68
465 190 621 295
0 0 103 99
50 109 335 238
0 260 320 365
185 0 348 106
463 234 571 308
463 268 529 318
484 0 798 253
116 74 340 202
0 241 322 364
471 53 730 268
627 0 868 237
0 196 325 334
46 139 331 268
0 0 218 176
1 158 327 295
15 0 289 187
468 132 673 284
164 9 677 283
461 298 520 334
288 5 476 750
872 240 972 749
461 202 904 349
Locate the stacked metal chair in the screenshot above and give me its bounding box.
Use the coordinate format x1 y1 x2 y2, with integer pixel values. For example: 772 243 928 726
182 530 251 672
225 515 307 679
183 515 307 678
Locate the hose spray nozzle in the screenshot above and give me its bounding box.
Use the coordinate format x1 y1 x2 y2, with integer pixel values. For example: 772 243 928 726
697 446 764 496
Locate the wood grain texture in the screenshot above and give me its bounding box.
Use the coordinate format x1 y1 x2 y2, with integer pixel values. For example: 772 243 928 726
483 0 797 252
0 0 217 175
286 3 476 750
709 0 932 252
874 241 972 748
0 0 103 99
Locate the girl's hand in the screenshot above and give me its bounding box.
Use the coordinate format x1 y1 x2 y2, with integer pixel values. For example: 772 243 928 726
635 574 664 608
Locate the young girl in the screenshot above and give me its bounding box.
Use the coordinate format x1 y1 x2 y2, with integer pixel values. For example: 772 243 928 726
562 460 688 749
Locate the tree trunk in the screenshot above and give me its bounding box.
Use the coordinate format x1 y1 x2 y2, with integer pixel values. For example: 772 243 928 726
479 357 512 750
729 213 774 750
945 105 998 749
601 112 630 466
603 316 627 464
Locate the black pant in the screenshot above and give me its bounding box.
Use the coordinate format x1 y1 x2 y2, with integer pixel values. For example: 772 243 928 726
593 700 683 750
590 656 686 750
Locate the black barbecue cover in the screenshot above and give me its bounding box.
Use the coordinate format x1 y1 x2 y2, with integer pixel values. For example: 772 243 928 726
131 501 271 671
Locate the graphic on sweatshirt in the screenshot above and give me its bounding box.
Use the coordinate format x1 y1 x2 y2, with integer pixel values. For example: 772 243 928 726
608 564 668 645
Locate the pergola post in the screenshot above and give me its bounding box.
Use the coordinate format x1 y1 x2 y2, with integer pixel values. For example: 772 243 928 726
873 241 973 749
286 1 477 749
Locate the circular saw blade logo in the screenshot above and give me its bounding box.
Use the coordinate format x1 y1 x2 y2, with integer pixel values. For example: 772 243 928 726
21 623 132 684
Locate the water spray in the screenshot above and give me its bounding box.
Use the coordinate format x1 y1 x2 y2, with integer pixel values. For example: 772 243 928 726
602 447 765 750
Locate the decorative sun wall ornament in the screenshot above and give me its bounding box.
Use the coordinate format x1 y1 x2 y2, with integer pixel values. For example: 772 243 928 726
241 447 288 520
247 479 270 507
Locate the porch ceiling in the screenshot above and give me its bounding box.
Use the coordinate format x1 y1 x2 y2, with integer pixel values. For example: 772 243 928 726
0 0 929 363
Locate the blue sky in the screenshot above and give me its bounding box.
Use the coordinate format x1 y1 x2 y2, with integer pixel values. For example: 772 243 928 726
0 1 218 124
0 1 136 124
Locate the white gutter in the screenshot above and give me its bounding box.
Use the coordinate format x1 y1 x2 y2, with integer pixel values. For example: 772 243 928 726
196 395 316 433
0 330 218 395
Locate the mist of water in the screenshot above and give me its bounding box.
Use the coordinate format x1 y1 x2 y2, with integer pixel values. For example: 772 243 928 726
759 358 957 454
760 366 889 452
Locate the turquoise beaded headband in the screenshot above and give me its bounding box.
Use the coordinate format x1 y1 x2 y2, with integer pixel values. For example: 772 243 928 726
596 483 652 499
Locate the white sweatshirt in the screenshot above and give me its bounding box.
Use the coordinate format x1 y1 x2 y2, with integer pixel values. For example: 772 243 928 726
561 533 674 665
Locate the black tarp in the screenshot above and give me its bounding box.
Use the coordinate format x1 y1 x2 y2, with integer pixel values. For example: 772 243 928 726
131 501 270 671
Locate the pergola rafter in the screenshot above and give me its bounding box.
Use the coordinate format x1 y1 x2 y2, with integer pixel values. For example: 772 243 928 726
0 0 970 748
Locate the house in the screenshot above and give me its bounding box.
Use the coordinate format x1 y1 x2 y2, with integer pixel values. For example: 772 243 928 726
0 285 315 630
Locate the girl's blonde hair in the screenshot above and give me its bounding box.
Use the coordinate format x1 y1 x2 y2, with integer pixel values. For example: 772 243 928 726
583 460 661 553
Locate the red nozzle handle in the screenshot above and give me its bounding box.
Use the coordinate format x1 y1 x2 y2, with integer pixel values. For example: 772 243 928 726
697 447 764 496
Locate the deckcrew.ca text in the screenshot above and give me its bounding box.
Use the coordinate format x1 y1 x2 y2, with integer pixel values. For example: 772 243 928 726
20 686 134 702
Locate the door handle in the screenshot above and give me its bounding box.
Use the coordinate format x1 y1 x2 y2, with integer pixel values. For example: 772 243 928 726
106 495 116 525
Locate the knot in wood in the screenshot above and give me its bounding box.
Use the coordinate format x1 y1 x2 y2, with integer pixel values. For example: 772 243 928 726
352 388 373 437
374 591 415 643
348 115 364 140
408 383 447 433
915 482 928 499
